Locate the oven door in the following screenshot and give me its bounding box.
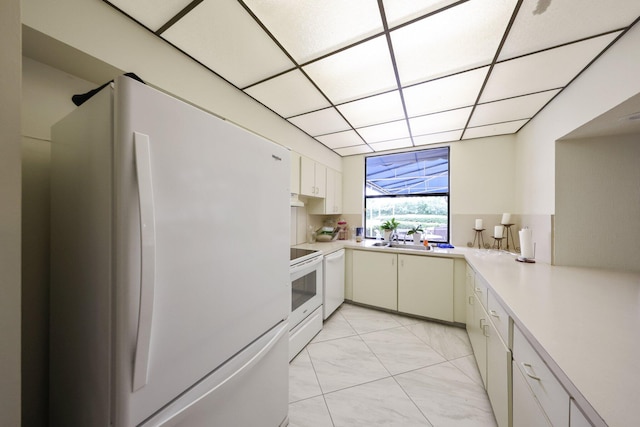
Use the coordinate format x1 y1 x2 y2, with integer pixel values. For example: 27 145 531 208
290 255 323 329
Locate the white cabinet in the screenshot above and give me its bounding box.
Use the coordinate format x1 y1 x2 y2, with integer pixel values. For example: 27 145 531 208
570 400 591 427
308 169 342 214
398 255 453 322
323 249 345 319
300 156 326 198
352 250 397 310
513 325 570 427
512 359 552 427
466 266 511 427
352 251 457 322
290 151 300 194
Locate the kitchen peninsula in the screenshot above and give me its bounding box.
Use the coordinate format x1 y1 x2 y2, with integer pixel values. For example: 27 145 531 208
296 240 640 427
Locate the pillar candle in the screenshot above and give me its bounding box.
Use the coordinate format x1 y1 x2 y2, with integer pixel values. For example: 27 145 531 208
501 213 511 225
475 219 483 229
494 225 503 238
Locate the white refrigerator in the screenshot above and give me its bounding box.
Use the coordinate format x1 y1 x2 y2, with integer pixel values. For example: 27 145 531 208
49 76 291 426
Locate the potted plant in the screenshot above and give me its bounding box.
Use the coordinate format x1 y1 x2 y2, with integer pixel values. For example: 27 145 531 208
407 224 424 244
380 218 400 241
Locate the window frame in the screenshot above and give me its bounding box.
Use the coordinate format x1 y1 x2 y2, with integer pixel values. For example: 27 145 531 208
364 147 451 243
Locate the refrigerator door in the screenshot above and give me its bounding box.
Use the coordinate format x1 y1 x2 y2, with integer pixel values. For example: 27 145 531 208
112 77 290 425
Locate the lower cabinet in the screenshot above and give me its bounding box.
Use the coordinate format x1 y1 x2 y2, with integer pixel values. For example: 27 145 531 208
398 255 453 322
512 359 552 427
352 250 397 310
466 265 511 427
351 250 455 322
513 325 570 427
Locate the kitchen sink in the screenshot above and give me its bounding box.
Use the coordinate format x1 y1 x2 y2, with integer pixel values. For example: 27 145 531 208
389 243 430 251
371 242 390 247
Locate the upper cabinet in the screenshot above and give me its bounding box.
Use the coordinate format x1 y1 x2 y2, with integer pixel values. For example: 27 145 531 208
290 151 300 194
308 168 342 215
300 156 326 198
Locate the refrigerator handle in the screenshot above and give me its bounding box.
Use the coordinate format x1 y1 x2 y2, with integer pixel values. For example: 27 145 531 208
132 132 157 391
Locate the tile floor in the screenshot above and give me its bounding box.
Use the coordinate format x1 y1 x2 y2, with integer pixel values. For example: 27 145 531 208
288 303 497 427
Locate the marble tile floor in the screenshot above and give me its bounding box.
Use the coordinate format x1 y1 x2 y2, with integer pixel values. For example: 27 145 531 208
288 303 497 427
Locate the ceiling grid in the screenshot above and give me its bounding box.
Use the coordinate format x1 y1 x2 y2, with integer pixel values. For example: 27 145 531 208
103 0 640 156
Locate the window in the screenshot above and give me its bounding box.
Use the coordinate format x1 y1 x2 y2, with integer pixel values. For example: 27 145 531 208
365 147 450 242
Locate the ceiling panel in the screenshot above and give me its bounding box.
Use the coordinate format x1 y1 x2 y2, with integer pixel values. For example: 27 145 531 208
403 67 489 117
288 107 350 136
107 0 191 31
103 0 640 157
244 70 329 118
316 130 364 149
337 91 405 128
382 0 462 28
391 0 518 85
243 0 383 64
357 120 410 144
335 145 374 156
469 89 561 127
302 35 397 104
369 138 414 152
414 130 463 146
481 32 621 102
463 120 528 140
410 107 472 136
162 0 294 88
500 0 640 60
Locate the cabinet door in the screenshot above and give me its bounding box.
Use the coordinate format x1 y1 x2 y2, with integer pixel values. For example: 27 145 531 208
398 255 453 321
300 156 316 197
486 320 512 427
333 171 342 214
352 251 397 311
290 151 300 194
314 163 326 198
570 399 591 427
512 360 552 427
469 294 488 386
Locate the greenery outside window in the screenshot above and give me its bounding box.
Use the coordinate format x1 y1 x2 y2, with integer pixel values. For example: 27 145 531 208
365 147 450 242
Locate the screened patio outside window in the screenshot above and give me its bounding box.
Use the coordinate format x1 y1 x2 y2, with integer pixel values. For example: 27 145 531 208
365 147 450 242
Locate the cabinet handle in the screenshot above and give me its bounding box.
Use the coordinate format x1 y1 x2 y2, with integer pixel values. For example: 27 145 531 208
479 318 485 329
475 287 482 294
521 363 541 381
490 310 499 318
483 324 489 337
392 258 395 266
468 295 474 305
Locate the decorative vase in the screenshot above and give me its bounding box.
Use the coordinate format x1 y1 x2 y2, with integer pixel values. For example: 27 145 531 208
383 230 392 241
413 233 421 244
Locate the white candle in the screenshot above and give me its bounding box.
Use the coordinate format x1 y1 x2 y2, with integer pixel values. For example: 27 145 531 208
501 213 511 225
494 225 503 238
475 219 483 229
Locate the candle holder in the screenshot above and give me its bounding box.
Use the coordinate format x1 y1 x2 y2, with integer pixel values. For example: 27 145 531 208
502 224 518 251
467 228 486 249
492 236 504 250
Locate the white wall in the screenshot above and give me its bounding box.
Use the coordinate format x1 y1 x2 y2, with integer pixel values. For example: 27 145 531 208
515 24 640 215
555 134 640 271
341 135 517 246
21 57 97 427
514 23 640 264
1 0 22 425
22 0 341 171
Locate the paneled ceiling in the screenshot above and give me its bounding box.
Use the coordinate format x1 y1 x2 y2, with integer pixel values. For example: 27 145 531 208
104 0 640 156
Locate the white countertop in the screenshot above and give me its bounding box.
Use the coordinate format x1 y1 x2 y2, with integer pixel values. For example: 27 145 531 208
295 240 640 426
464 250 640 427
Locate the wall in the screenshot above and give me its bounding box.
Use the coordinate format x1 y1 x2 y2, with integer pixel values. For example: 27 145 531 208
21 57 97 426
0 0 22 425
22 0 341 171
555 134 640 271
514 23 640 264
340 135 518 247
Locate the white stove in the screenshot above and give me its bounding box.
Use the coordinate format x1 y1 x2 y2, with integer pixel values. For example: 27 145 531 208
289 248 323 361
